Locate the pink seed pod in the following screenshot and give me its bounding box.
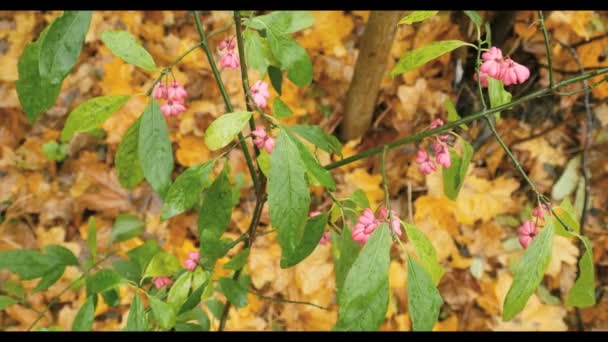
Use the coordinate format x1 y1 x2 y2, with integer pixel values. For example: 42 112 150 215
517 220 538 249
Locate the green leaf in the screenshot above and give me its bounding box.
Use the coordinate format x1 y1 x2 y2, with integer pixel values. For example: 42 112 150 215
537 285 561 305
399 11 438 24
268 129 311 253
144 252 180 279
553 198 580 237
72 296 96 331
243 30 271 77
444 98 467 130
272 97 292 118
289 125 342 156
0 249 56 280
248 11 314 34
335 225 391 331
204 111 253 151
551 155 581 201
407 255 443 331
257 149 270 177
60 95 130 142
0 295 18 311
101 30 157 71
45 245 79 266
161 160 216 221
16 26 62 123
86 270 123 295
567 236 596 308
125 293 147 331
127 240 160 275
205 299 225 320
168 272 193 310
42 141 68 161
268 65 283 95
110 214 145 243
112 259 140 284
148 295 176 330
574 178 585 220
218 277 248 308
39 11 92 84
33 267 65 294
333 227 361 298
267 33 313 87
287 130 336 190
502 221 554 321
464 11 483 27
442 141 474 200
87 216 97 261
1 281 25 300
488 77 512 119
280 213 328 268
116 117 145 189
391 40 469 77
403 223 444 286
101 288 120 307
197 165 233 240
138 99 174 198
223 248 250 270
179 280 208 315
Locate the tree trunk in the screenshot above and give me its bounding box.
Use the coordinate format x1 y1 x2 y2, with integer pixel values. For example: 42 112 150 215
339 10 404 141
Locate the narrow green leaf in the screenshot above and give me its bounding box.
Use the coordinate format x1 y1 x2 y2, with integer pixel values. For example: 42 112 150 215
272 97 292 118
179 279 209 315
404 223 444 286
280 213 328 268
268 65 283 95
115 117 144 189
204 111 253 151
127 240 160 275
125 293 147 331
334 227 361 298
567 236 596 308
391 40 469 77
244 30 271 77
287 130 336 190
464 11 483 27
442 141 473 200
399 11 438 24
86 269 123 295
0 249 57 280
537 285 561 305
444 98 467 130
87 216 97 261
72 296 96 331
45 245 79 266
1 281 25 300
257 149 270 177
0 295 18 311
407 255 443 331
553 198 580 237
335 225 391 331
218 277 248 308
101 288 120 307
502 221 554 321
168 272 193 310
42 141 68 161
110 214 145 243
267 33 313 87
112 259 140 284
205 299 225 320
138 99 174 198
197 165 233 240
144 252 180 279
33 267 65 294
162 160 216 221
289 125 343 156
60 95 130 142
223 248 250 270
247 11 314 34
148 295 176 330
101 30 157 71
268 130 311 253
39 11 92 84
488 77 512 119
551 155 581 201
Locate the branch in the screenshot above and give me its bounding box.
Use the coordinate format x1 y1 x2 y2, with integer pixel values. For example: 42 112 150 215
538 11 555 89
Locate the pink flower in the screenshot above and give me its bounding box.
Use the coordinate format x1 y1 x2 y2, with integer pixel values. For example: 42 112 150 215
532 203 552 220
500 58 530 86
474 71 489 88
252 127 275 154
352 208 380 244
153 277 173 289
518 220 538 249
430 119 444 129
415 149 437 175
218 39 236 51
378 208 402 237
319 231 331 246
480 46 505 79
167 81 188 102
433 142 451 168
184 250 200 271
309 211 321 218
188 251 200 262
251 80 270 108
153 82 167 100
220 51 240 69
160 100 186 118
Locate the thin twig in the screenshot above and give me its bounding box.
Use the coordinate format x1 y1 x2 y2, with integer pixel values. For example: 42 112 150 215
247 289 330 311
538 11 554 89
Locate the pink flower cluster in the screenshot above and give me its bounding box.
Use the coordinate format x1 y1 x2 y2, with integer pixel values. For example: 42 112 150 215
415 119 452 175
184 251 200 271
154 81 188 118
252 127 275 154
517 203 552 249
476 46 530 87
532 203 552 221
352 208 402 244
219 39 239 70
251 80 270 109
153 277 173 290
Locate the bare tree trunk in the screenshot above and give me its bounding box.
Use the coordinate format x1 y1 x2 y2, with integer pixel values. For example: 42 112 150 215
339 10 404 141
